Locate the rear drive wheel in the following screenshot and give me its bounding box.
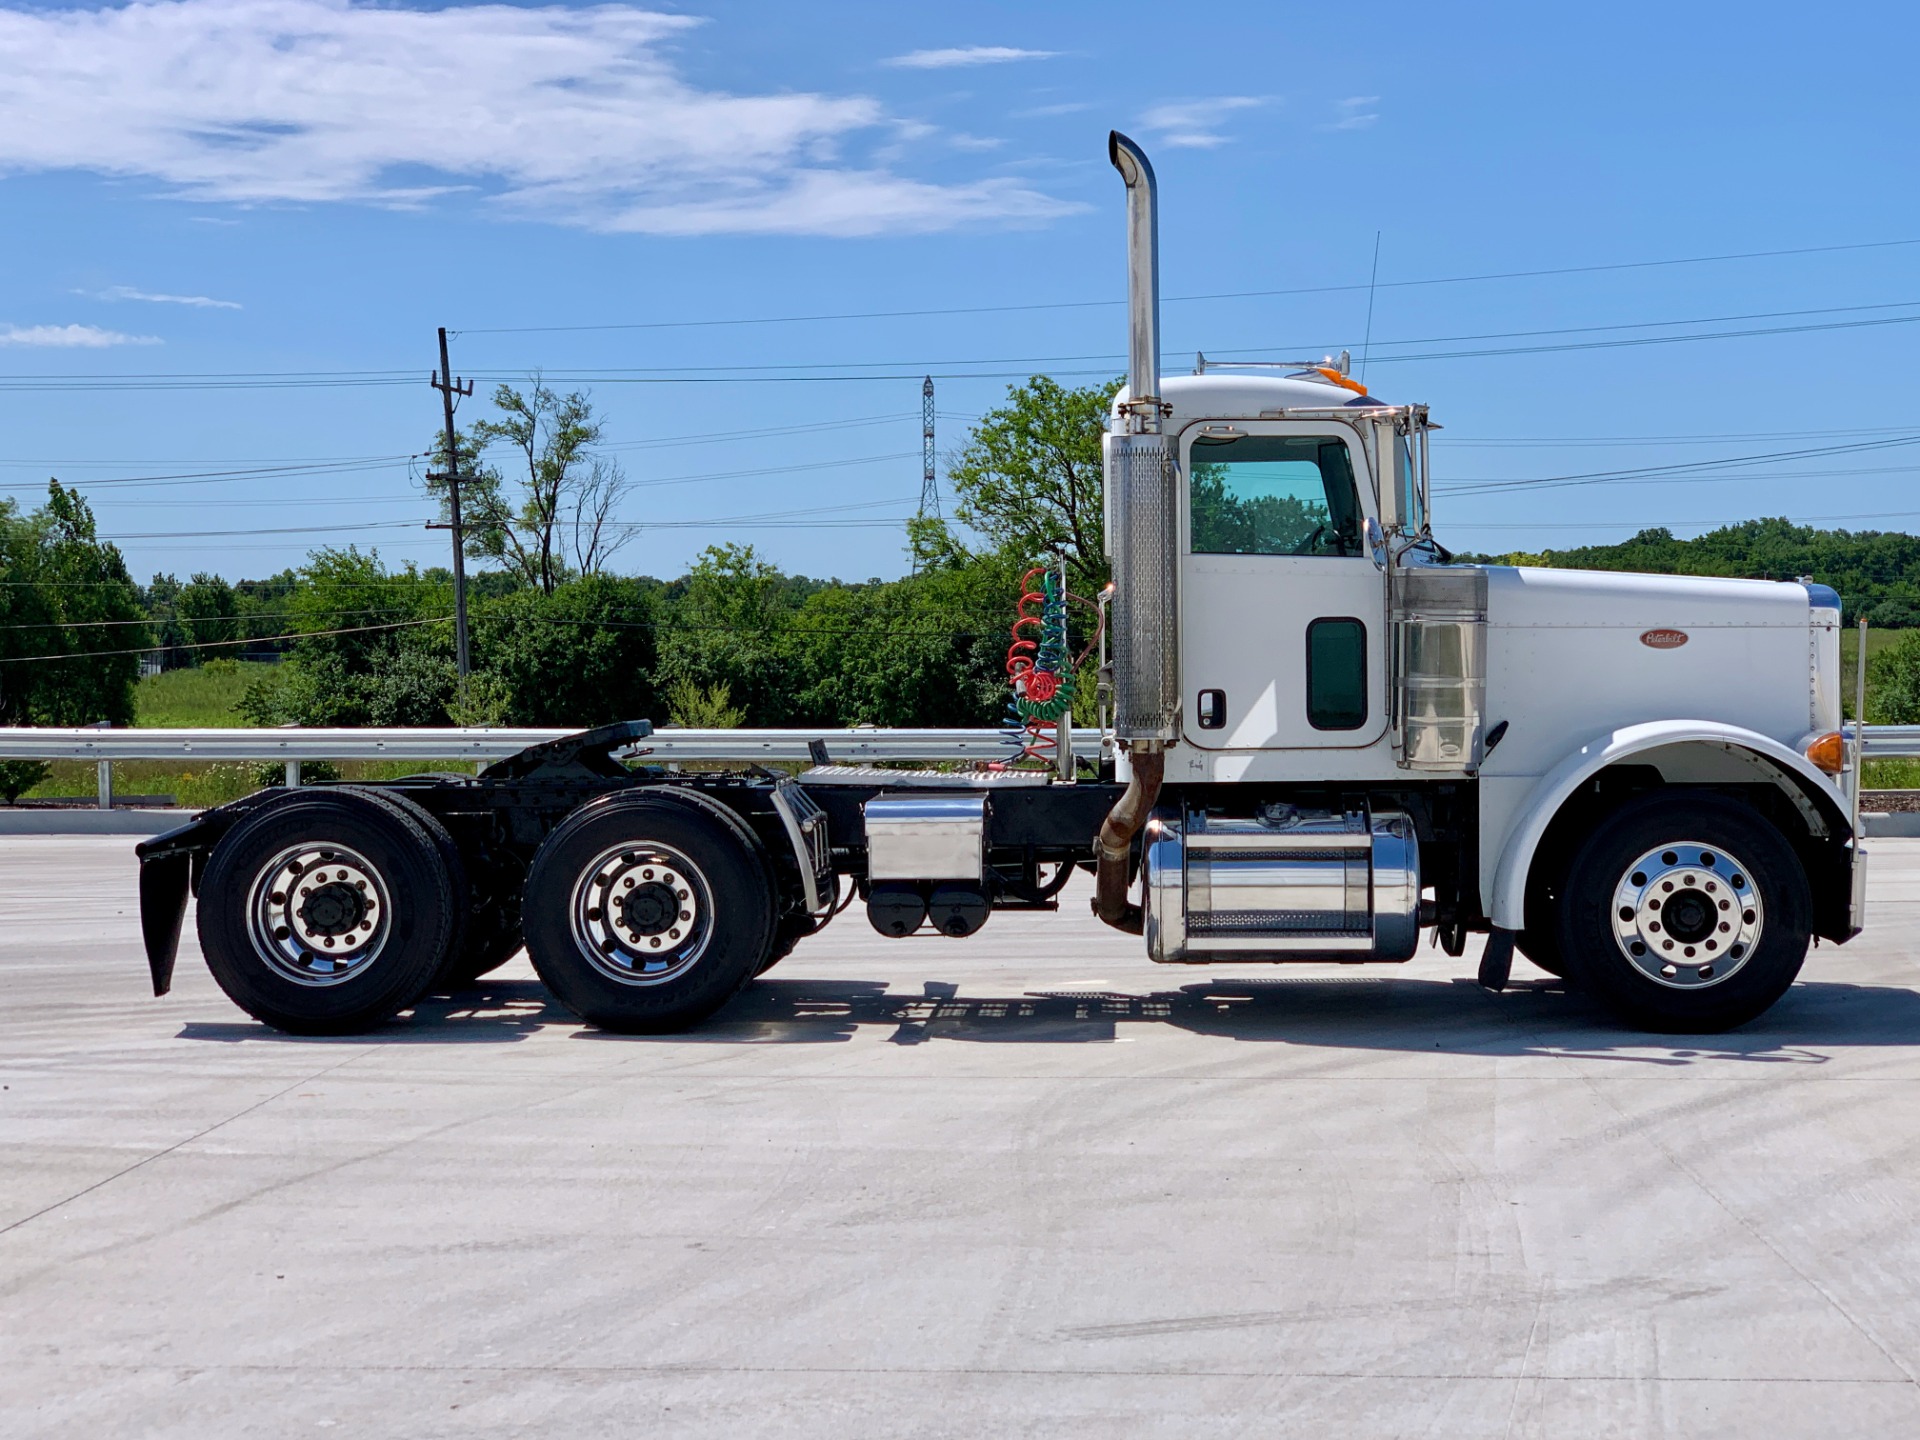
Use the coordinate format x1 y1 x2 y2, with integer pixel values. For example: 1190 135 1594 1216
523 792 775 1032
333 786 479 989
197 792 459 1034
1556 792 1810 1032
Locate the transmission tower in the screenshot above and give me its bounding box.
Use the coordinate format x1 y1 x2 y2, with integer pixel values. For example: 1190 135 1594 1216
919 375 940 518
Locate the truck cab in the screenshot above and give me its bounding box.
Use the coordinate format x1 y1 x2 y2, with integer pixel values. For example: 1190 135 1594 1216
1095 130 1859 1030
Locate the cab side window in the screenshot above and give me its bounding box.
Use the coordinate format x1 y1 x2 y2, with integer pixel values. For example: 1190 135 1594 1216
1189 434 1361 557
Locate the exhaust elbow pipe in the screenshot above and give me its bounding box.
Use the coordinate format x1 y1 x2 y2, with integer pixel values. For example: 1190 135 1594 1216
1107 131 1161 425
1093 744 1163 934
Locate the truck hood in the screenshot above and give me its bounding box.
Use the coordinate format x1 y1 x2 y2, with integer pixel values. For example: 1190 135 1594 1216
1478 565 1831 777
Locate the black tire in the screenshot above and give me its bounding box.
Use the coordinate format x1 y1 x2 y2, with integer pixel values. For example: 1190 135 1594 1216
333 786 475 986
1555 791 1810 1032
523 791 775 1032
197 791 460 1034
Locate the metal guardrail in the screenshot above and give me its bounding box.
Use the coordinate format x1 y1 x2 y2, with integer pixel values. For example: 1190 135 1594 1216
0 725 1104 809
1862 725 1920 758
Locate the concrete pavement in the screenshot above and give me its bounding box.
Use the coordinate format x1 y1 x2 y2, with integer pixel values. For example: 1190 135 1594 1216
6 835 1920 1437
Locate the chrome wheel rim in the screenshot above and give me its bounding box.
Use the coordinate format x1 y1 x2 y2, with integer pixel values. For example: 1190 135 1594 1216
1611 841 1763 990
247 843 393 987
568 841 712 987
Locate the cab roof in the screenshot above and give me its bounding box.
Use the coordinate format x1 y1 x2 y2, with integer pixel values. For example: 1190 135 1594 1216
1112 370 1395 429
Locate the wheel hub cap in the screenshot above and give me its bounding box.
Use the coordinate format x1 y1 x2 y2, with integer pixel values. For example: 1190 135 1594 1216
1611 842 1764 990
570 844 712 987
248 845 393 987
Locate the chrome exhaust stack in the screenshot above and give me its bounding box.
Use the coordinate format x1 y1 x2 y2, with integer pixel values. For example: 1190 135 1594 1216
1108 130 1162 425
1095 131 1177 932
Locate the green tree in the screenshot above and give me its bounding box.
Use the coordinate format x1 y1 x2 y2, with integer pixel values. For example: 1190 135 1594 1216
940 375 1120 591
283 547 446 670
30 483 145 725
176 572 240 659
471 574 659 727
143 572 190 669
664 680 746 728
653 545 801 726
433 381 634 594
779 559 1018 728
1869 631 1920 723
237 548 452 727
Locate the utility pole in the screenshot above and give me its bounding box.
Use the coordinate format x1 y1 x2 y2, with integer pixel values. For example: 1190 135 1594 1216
430 327 473 679
919 375 939 519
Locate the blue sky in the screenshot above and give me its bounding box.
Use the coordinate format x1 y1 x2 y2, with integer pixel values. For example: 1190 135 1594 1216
1 0 1917 584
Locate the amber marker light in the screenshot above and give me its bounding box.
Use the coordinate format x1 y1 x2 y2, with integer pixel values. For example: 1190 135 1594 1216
1804 731 1847 774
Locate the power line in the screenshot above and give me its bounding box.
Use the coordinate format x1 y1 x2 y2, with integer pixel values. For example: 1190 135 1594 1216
0 415 915 471
1443 425 1920 448
1437 435 1920 498
0 616 448 665
449 299 1920 376
1462 509 1920 531
100 521 423 541
453 236 1920 335
18 293 1920 395
0 605 431 633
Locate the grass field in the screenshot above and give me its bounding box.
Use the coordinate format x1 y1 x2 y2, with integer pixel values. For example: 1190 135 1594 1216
131 660 275 728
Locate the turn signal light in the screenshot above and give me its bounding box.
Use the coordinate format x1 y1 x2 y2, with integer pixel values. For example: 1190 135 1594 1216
1805 731 1847 774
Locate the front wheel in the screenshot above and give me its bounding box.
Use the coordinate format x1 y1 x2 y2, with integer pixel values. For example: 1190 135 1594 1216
523 792 775 1032
1556 792 1810 1032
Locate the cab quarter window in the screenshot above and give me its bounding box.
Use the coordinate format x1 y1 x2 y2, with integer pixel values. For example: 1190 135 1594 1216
1306 617 1368 730
1189 434 1362 557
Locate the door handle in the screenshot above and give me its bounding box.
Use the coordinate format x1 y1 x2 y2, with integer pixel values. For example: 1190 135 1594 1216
1197 689 1226 729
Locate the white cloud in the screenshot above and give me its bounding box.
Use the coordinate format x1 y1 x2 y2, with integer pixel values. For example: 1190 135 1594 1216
87 285 242 309
0 324 162 347
1140 97 1268 149
0 1 1078 237
885 45 1055 69
1317 96 1381 132
948 133 1005 152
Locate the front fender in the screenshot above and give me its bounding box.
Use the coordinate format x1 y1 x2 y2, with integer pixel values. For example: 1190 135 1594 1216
1487 719 1851 931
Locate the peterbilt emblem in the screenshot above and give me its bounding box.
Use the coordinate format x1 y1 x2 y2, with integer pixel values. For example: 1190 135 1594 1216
1640 629 1689 649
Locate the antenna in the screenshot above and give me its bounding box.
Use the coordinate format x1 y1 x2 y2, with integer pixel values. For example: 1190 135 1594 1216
1359 230 1382 381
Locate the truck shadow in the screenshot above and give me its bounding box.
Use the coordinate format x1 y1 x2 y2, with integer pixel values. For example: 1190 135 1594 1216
176 973 1920 1064
619 974 1920 1064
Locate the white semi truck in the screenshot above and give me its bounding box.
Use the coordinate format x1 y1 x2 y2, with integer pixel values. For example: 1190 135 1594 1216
134 132 1864 1036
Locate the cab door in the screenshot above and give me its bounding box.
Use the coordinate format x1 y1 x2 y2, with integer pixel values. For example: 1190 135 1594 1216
1179 421 1387 751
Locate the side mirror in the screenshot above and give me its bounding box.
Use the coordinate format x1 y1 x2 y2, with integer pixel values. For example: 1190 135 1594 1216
1365 516 1387 570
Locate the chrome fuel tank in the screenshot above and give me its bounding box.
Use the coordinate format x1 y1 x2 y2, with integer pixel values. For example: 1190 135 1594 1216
1143 803 1420 963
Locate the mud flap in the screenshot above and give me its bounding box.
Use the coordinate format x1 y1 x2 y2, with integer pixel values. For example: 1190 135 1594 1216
1477 928 1516 992
139 851 192 996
